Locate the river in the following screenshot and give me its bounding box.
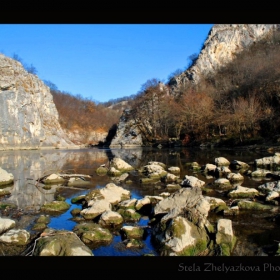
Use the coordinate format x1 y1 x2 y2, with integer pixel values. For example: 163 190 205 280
0 146 279 256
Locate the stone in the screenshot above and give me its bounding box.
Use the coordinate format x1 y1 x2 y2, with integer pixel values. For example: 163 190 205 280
81 200 112 220
117 208 141 222
99 183 131 205
42 173 65 184
181 175 205 188
230 160 250 170
215 157 230 166
96 166 108 175
135 197 151 211
99 210 123 226
227 185 259 198
204 196 227 211
0 217 16 235
109 157 134 172
121 225 144 239
154 216 209 256
33 229 93 256
226 172 244 182
41 200 70 213
71 195 86 204
0 167 14 186
154 187 210 228
255 153 280 167
216 219 236 256
167 166 180 173
117 198 137 209
0 229 30 245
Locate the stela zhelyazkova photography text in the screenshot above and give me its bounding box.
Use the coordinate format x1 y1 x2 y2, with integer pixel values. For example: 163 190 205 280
178 263 280 272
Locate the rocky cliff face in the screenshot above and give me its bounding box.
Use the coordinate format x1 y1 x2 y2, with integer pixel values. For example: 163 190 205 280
109 109 143 148
169 24 280 92
0 54 78 150
111 24 280 147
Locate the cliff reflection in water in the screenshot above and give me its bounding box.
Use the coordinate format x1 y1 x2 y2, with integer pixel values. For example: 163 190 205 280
0 148 110 210
0 147 272 211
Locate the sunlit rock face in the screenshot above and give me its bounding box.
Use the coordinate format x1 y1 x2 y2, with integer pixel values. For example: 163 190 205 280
0 54 77 151
169 24 280 92
110 109 143 148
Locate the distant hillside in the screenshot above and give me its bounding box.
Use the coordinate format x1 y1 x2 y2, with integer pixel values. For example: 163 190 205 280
50 90 122 145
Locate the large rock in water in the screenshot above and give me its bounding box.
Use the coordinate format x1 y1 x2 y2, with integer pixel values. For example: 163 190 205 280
0 54 78 150
154 187 210 228
33 229 93 256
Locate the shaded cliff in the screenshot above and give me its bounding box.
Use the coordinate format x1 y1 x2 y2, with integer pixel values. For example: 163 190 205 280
0 54 78 150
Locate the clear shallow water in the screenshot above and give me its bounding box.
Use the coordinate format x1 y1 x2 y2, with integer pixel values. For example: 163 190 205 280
0 146 280 256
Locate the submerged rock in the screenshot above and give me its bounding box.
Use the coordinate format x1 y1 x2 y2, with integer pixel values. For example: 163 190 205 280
41 201 70 213
96 166 108 176
117 208 141 222
73 222 113 246
121 225 145 239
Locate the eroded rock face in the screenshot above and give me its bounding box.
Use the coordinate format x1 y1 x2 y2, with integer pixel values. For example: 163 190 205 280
110 109 143 147
169 24 280 92
0 54 77 151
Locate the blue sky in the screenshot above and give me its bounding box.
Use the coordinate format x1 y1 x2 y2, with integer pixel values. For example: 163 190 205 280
0 24 214 103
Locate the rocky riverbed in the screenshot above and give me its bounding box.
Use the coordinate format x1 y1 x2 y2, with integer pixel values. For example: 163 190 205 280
1 147 280 256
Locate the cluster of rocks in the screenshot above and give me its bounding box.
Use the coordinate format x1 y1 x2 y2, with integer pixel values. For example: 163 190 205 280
1 152 280 256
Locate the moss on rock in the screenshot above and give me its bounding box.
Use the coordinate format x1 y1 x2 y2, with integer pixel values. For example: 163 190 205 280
41 201 70 213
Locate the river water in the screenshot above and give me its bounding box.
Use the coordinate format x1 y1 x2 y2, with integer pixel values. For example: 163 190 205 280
0 146 280 256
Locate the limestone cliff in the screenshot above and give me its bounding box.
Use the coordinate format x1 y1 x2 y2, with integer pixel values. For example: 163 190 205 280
109 109 143 148
110 24 280 147
0 54 78 150
169 24 280 92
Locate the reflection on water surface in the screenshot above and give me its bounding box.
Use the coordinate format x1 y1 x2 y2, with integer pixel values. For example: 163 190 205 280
0 147 279 256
